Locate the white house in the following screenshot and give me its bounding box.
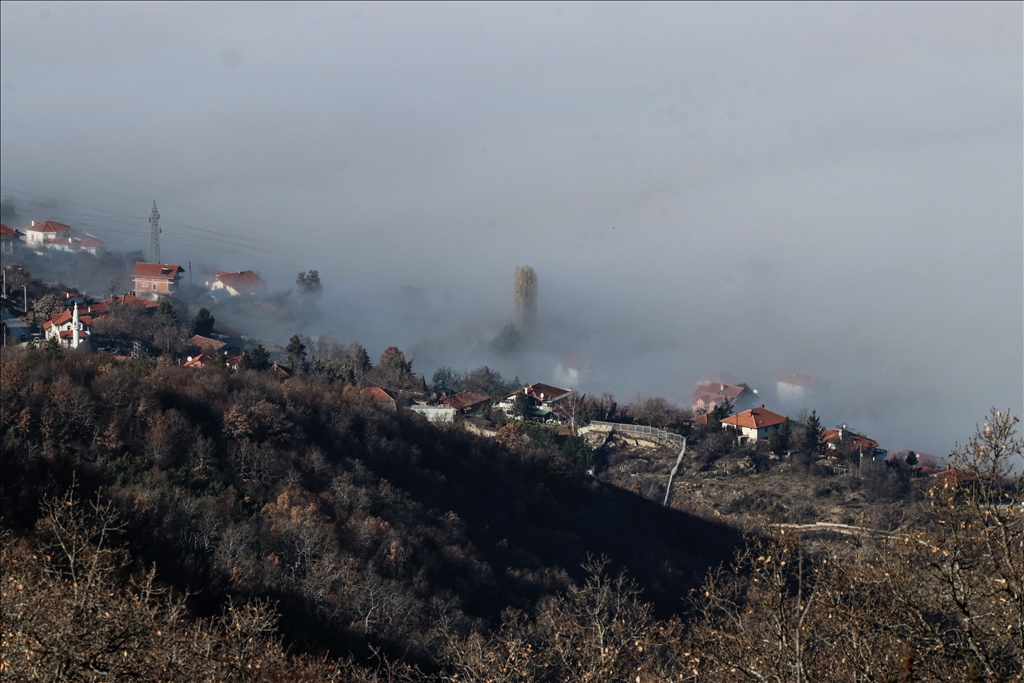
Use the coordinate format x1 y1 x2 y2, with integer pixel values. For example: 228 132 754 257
776 373 825 403
43 303 91 349
719 405 788 442
24 220 71 246
205 270 264 296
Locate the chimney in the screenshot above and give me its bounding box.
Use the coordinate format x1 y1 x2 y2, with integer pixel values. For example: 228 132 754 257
31 221 35 226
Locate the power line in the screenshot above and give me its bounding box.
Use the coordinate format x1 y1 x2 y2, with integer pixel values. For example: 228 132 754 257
0 185 331 267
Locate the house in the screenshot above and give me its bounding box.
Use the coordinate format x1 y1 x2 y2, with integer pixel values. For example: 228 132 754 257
821 426 887 461
1 223 23 253
692 412 720 428
719 405 788 442
692 381 757 415
84 292 160 316
360 386 407 410
79 238 105 255
184 353 215 368
24 220 70 247
409 405 457 423
495 382 573 421
776 373 826 403
1 313 34 343
190 334 228 354
205 270 264 297
43 303 91 349
439 391 491 414
131 263 183 300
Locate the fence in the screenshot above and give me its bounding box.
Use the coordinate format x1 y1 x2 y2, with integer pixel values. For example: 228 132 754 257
588 421 686 445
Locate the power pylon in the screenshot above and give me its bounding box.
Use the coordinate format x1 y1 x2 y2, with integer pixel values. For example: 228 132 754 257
149 201 161 262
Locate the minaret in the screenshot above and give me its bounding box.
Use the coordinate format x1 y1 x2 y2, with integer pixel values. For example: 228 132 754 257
72 302 81 349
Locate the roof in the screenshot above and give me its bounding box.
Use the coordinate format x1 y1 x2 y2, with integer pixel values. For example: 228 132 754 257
0 224 22 239
720 406 788 430
208 270 264 293
691 382 752 402
361 386 398 403
821 428 879 451
502 383 572 403
440 391 491 411
92 293 160 312
43 309 95 329
79 238 105 248
25 220 70 234
190 335 227 352
46 236 73 245
692 413 720 426
184 354 213 368
131 262 182 279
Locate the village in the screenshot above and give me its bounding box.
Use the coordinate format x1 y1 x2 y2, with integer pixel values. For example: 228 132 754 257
1 216 952 495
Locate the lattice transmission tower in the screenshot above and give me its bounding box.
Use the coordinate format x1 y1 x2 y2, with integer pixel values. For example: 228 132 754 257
149 200 161 263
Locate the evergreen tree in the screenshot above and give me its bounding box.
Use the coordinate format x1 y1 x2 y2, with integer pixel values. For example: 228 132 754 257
804 410 825 454
191 308 215 337
712 398 734 421
286 335 307 370
239 344 271 371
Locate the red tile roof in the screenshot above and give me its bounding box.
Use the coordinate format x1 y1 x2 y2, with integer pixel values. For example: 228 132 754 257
131 262 182 279
46 236 73 245
692 381 751 402
0 224 21 239
25 220 70 234
79 238 105 248
208 270 264 294
821 429 879 451
190 335 227 352
720 406 788 430
361 386 397 403
440 391 490 411
94 293 160 311
185 354 213 368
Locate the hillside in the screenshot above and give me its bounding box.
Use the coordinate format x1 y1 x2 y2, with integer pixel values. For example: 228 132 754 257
0 347 741 663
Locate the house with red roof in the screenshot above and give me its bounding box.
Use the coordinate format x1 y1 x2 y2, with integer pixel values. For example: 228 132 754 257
439 391 491 414
692 381 757 415
205 270 264 297
494 382 573 421
43 303 92 349
24 220 70 247
131 263 183 300
79 237 105 255
1 223 23 253
822 427 880 455
719 405 789 442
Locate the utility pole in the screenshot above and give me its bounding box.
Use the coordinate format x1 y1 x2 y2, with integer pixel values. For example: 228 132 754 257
149 200 161 263
23 285 28 314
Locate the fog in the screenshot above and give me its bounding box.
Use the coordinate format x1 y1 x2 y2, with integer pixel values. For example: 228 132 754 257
2 2 1021 458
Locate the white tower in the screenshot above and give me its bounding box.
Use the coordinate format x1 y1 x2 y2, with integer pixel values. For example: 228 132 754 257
71 302 81 349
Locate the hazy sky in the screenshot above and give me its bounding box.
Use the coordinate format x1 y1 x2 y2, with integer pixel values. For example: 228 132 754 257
2 2 1021 457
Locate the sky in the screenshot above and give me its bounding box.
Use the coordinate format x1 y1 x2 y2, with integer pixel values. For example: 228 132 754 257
1 1 1021 458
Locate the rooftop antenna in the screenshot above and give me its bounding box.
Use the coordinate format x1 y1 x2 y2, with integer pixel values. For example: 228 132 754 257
149 201 161 263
